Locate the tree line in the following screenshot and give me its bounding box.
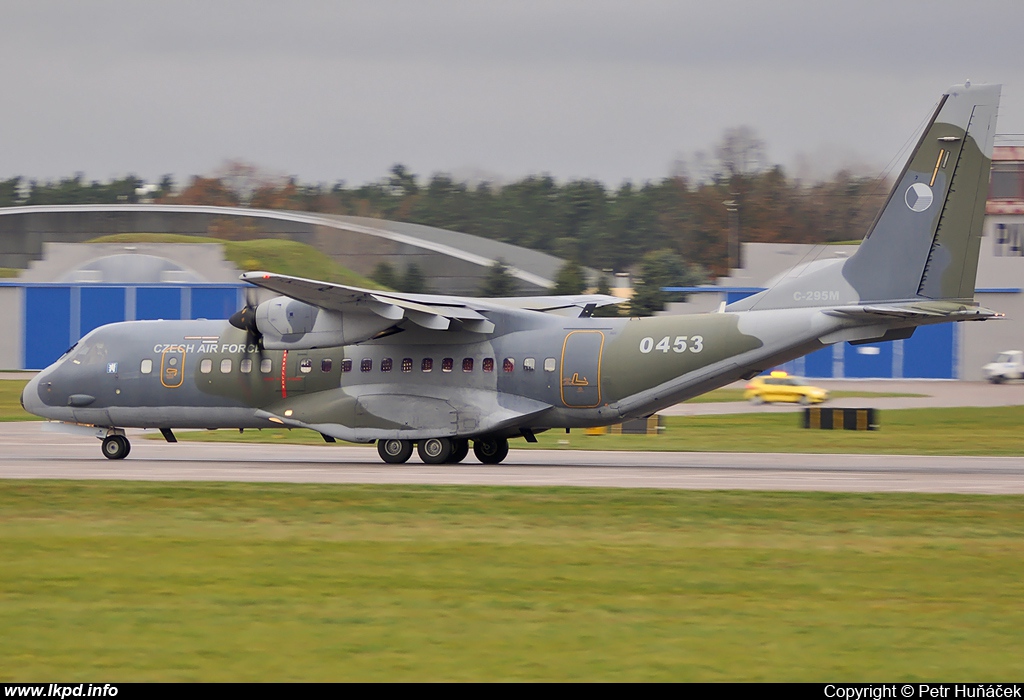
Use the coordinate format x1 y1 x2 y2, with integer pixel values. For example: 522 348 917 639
0 131 889 287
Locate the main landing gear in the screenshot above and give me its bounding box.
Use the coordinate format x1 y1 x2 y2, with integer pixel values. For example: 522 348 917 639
101 434 131 460
375 437 509 465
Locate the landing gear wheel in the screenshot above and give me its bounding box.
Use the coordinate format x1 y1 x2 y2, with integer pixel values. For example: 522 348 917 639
102 435 130 460
417 438 453 464
473 438 509 464
377 439 413 464
446 439 469 464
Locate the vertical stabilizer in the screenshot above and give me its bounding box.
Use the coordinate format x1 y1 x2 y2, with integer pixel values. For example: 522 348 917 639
843 82 1000 302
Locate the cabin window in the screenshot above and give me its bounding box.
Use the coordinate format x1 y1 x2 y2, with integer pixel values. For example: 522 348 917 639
421 358 433 372
200 359 213 374
462 358 473 372
321 359 332 373
503 358 514 373
523 358 536 371
442 358 454 372
402 358 413 372
240 359 252 374
381 358 393 372
261 358 273 374
140 359 153 374
299 358 312 374
342 359 352 373
482 358 494 373
220 359 233 374
361 359 372 372
544 358 556 372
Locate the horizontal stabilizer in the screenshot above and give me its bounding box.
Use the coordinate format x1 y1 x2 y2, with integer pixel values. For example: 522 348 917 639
825 302 1003 321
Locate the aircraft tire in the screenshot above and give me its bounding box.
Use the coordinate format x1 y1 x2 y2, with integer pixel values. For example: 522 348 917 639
473 438 509 465
377 439 413 464
102 435 130 460
417 438 453 464
446 439 470 464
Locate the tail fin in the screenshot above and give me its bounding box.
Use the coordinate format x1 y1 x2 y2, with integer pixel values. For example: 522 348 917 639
843 82 1000 302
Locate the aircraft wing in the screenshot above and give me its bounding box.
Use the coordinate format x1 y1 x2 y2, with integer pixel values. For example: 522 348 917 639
240 271 625 333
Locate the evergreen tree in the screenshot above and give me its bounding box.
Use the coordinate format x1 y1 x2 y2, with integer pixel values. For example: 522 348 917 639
479 259 517 297
371 262 397 289
0 177 21 206
402 263 429 294
552 259 586 295
629 250 705 316
592 275 622 317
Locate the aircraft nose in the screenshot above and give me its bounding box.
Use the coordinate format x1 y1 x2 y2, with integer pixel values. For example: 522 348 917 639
21 372 44 418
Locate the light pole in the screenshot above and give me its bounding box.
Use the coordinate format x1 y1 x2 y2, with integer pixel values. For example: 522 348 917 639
723 198 740 271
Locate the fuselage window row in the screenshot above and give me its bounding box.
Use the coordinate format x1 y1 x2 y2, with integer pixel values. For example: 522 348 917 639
142 355 549 377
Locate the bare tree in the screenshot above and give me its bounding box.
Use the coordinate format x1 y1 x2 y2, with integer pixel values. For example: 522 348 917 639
714 126 766 178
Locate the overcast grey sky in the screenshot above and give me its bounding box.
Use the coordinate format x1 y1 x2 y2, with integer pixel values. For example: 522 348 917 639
3 0 1023 187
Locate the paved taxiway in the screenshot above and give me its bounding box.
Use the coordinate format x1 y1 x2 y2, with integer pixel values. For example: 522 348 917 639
1 421 1022 494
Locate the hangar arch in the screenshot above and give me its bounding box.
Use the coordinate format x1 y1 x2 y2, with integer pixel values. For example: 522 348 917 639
0 204 567 295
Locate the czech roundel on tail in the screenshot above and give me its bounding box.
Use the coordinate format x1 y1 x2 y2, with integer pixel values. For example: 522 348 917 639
22 82 1003 464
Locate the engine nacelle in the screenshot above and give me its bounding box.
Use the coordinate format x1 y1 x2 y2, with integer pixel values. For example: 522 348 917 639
255 297 395 350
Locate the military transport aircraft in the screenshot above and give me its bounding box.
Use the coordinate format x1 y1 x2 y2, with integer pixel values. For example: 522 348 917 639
22 82 1003 464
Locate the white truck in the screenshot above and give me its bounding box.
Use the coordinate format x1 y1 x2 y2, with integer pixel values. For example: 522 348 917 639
982 350 1024 383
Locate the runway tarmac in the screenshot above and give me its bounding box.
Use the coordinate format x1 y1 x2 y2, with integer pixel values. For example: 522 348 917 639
2 421 1022 495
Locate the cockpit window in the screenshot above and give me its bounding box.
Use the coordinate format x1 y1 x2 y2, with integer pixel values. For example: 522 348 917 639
68 338 110 367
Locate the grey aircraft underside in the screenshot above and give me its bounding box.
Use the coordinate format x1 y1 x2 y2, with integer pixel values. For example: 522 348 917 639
22 82 1003 464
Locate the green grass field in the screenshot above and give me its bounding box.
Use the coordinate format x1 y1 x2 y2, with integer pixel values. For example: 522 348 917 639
1 482 1022 681
0 380 36 422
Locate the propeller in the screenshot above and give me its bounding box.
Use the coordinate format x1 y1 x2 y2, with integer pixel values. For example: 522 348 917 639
229 287 264 363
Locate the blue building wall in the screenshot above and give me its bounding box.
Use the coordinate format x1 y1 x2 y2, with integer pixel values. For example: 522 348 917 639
19 284 243 370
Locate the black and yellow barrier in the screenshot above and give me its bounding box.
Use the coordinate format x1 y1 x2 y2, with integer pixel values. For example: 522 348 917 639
803 407 878 431
610 415 663 435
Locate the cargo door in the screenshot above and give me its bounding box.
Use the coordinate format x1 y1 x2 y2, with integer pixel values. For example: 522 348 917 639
560 331 604 408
